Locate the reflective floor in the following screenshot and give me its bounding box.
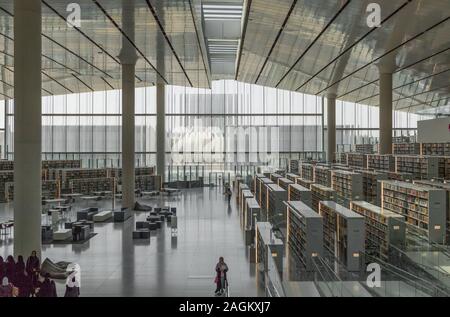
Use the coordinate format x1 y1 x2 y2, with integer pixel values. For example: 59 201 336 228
0 187 262 297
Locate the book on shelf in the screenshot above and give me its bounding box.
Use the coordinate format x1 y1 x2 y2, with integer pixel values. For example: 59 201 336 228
367 154 395 172
266 184 288 227
395 155 440 179
311 184 335 213
289 159 300 174
331 170 363 207
67 177 115 195
380 180 446 243
346 153 367 168
314 165 332 187
350 201 405 261
413 180 450 244
5 180 60 201
421 143 450 156
393 143 421 155
278 177 294 191
300 163 315 182
318 201 365 272
288 183 312 208
245 197 261 230
286 201 323 271
354 169 388 206
295 177 314 190
354 144 375 154
270 173 283 183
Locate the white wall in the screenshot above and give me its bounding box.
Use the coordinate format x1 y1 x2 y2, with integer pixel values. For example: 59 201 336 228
418 117 450 143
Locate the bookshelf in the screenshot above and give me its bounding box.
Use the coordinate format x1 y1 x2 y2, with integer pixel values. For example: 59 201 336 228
240 189 254 217
413 180 450 244
318 201 365 272
350 201 405 261
385 170 414 181
50 168 109 191
355 144 374 154
354 169 388 206
0 160 14 171
237 182 250 205
5 180 60 201
135 175 161 192
266 184 288 227
314 165 332 187
393 143 421 155
421 143 450 156
347 153 367 168
107 166 155 184
380 180 446 243
245 197 261 230
288 183 312 208
42 160 82 170
278 177 294 191
337 153 348 165
67 177 114 195
258 178 273 210
255 222 284 275
286 173 300 183
289 159 300 174
286 201 323 271
367 154 395 172
270 173 283 183
331 163 353 172
252 174 265 194
296 177 314 190
0 171 14 203
311 184 335 213
331 170 363 207
395 156 439 179
301 163 315 181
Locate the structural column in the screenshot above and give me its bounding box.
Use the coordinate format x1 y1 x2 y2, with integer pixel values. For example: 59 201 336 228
156 82 165 181
119 0 137 209
379 71 393 154
121 63 136 209
14 0 42 258
326 93 336 163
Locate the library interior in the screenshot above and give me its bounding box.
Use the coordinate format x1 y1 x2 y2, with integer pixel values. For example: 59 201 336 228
0 0 450 298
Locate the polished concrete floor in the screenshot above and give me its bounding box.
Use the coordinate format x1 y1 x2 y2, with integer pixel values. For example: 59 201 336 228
0 187 263 297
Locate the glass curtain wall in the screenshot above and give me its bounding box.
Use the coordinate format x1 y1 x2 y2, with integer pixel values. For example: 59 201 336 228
5 79 324 175
326 100 428 153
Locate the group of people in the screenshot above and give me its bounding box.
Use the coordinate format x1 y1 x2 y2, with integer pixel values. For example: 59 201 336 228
0 251 57 297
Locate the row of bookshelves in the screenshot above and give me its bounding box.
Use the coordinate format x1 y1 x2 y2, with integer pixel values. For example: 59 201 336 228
286 201 323 270
0 159 82 172
350 201 405 261
5 180 60 202
288 183 312 208
318 201 365 272
380 180 446 243
331 170 363 207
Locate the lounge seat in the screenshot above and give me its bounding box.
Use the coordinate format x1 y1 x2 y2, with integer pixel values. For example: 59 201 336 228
133 229 150 239
53 229 72 241
77 207 99 221
93 210 113 222
114 208 131 222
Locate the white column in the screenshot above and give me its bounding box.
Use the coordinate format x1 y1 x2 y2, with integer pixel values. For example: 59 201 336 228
327 93 336 163
121 63 136 209
14 0 42 258
119 0 137 209
156 82 165 181
379 71 393 154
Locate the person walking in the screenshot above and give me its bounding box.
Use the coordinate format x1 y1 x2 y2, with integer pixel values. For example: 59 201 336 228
214 257 229 295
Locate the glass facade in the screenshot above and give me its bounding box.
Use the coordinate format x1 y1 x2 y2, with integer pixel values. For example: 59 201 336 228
4 79 425 177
